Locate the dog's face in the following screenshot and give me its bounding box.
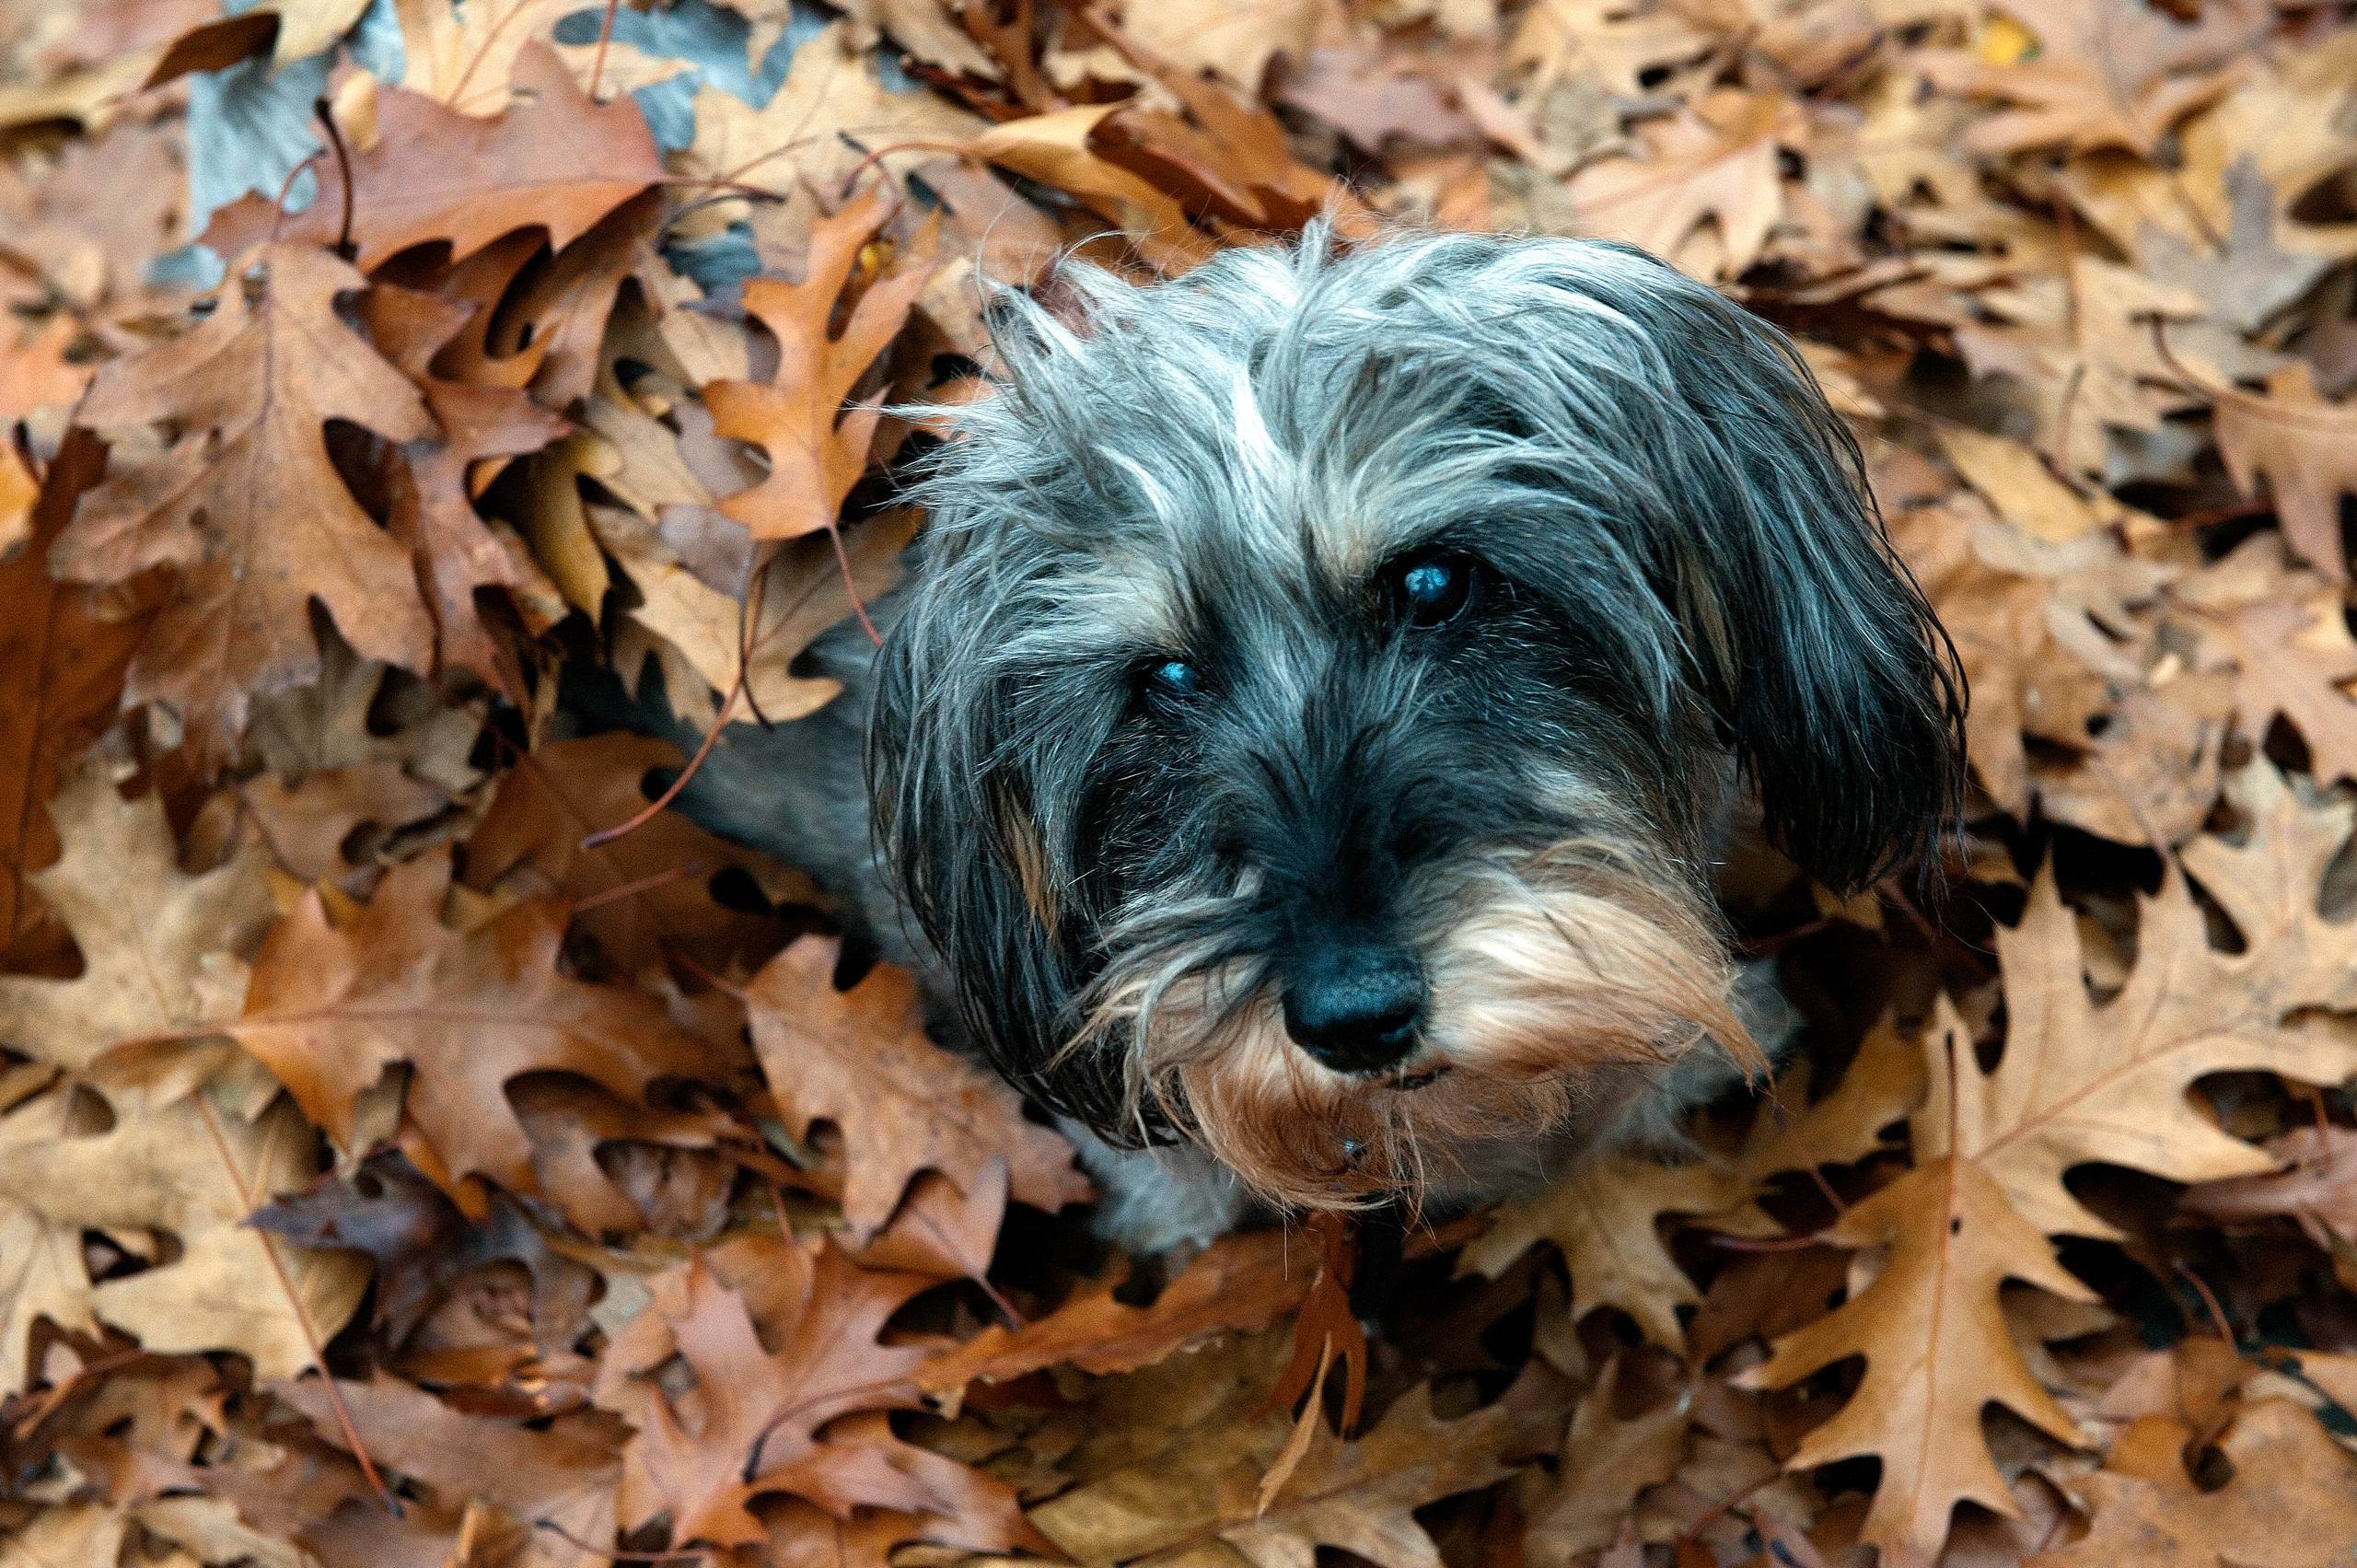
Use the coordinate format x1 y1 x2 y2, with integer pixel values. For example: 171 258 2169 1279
872 229 1961 1210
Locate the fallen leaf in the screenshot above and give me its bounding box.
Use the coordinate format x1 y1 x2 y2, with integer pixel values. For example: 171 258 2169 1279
1458 1154 1770 1350
705 192 936 543
205 43 665 273
0 1084 368 1379
0 759 271 1079
52 244 435 768
2027 1400 2357 1565
2213 366 2357 581
746 935 1091 1242
226 853 730 1204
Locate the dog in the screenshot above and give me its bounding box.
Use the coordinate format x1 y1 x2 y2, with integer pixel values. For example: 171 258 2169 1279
590 224 1965 1253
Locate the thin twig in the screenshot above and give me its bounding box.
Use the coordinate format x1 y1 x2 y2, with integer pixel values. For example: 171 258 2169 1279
312 97 356 261
196 1097 401 1516
587 0 622 100
580 669 743 851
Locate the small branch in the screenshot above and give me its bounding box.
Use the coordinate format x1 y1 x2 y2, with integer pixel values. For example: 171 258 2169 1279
313 98 356 261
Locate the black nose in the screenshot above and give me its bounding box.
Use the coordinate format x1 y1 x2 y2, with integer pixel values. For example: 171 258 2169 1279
1281 944 1427 1074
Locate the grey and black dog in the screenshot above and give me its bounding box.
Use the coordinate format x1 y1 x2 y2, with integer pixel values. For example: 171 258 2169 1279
588 224 1965 1252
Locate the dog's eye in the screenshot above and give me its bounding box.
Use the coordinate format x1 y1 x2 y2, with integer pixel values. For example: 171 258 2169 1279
1394 552 1478 630
1142 657 1202 701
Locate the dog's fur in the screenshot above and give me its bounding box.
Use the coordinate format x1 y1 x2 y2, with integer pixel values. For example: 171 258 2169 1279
594 225 1963 1251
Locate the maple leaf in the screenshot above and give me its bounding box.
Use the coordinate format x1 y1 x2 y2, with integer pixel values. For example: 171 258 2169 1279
705 192 936 543
1563 88 1803 279
226 853 732 1203
1031 1381 1519 1568
0 758 271 1079
1457 1153 1772 1350
51 244 435 768
2028 1400 2357 1566
746 935 1090 1241
360 284 571 700
0 1084 368 1380
2213 366 2357 582
205 44 664 273
0 434 147 962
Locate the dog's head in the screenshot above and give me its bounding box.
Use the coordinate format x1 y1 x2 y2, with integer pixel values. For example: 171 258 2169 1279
871 227 1962 1209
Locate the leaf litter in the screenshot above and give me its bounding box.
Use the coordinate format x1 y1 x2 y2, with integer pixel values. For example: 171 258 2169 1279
3 1 2357 1564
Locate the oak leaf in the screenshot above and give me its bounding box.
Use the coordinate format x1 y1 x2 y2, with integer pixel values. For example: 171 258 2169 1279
277 1372 621 1551
594 1244 1035 1551
0 759 271 1079
461 730 798 977
2027 1400 2357 1566
705 192 936 543
0 1084 368 1380
52 244 435 768
207 44 664 273
389 0 578 116
1563 88 1802 279
1524 1358 1690 1568
360 284 571 700
916 1228 1314 1409
1968 763 2357 1239
2213 366 2357 582
746 935 1090 1241
1740 1122 2097 1568
1029 1381 1519 1568
1914 0 2266 156
226 853 731 1203
0 433 147 962
1457 1153 1771 1350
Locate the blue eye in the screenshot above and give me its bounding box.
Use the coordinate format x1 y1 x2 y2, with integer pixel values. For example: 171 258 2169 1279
1145 657 1202 699
1397 553 1476 629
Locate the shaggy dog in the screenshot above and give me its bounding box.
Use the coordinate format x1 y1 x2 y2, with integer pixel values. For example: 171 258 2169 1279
593 225 1964 1251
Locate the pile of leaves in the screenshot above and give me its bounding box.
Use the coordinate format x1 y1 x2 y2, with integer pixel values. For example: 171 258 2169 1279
4 0 2357 1563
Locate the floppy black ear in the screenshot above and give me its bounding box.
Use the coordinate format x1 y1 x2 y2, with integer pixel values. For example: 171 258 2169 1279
1629 273 1966 891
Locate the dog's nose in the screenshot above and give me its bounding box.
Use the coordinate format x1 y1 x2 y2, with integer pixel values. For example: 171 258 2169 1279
1281 945 1427 1074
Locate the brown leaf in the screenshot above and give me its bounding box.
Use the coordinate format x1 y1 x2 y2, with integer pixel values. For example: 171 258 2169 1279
52 245 435 768
1740 1138 2096 1567
1030 1380 1518 1568
915 1227 1313 1408
461 730 797 977
1562 89 1803 280
594 1244 1036 1552
277 1371 621 1548
1915 0 2267 156
0 432 146 964
0 759 271 1079
2213 366 2357 582
705 192 936 543
226 853 730 1203
746 935 1090 1241
1457 1154 1771 1350
0 1084 369 1379
360 284 570 699
204 44 665 273
2027 1399 2357 1566
1525 1359 1690 1568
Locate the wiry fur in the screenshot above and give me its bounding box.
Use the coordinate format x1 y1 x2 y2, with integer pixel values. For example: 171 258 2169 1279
587 224 1964 1245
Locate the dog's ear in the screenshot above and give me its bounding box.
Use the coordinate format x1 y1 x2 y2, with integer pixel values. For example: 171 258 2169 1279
1632 273 1964 892
1473 243 1965 892
865 528 1143 1138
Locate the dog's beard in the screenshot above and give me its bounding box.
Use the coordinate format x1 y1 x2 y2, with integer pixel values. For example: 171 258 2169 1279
1074 841 1759 1212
